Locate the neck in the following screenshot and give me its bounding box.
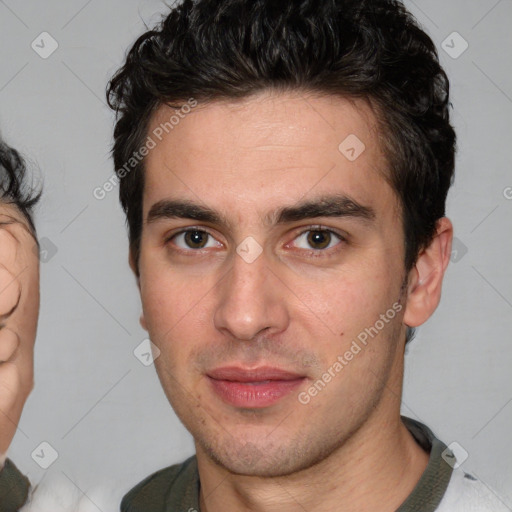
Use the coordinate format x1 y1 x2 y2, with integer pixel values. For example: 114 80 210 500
197 370 429 512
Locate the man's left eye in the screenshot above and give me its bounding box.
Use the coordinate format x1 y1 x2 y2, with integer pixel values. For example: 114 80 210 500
291 229 343 251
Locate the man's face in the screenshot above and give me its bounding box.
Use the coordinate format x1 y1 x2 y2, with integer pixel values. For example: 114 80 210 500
137 92 411 476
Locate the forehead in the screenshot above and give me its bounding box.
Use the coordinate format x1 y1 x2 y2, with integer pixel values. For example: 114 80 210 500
143 91 397 222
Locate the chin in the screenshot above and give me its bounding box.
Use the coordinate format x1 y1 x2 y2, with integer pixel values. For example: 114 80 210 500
201 437 322 478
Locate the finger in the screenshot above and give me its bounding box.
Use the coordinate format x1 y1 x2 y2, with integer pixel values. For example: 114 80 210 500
0 228 19 270
0 328 19 363
0 361 24 457
0 266 22 319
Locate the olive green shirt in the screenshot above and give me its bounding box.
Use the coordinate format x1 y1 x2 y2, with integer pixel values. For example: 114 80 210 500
120 416 454 512
0 459 30 512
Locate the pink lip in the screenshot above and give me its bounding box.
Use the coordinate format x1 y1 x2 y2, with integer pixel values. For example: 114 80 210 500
207 366 305 408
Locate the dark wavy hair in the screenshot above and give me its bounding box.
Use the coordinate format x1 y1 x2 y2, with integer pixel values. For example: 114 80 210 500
107 0 456 278
0 137 41 235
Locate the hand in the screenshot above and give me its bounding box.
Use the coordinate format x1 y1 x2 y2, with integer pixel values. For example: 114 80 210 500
0 205 40 468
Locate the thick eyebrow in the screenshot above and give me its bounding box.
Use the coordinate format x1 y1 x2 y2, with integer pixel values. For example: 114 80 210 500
147 200 228 226
146 194 375 228
269 194 375 225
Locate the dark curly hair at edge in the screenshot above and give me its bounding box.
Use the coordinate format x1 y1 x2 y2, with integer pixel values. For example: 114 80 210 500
107 0 456 342
0 137 41 237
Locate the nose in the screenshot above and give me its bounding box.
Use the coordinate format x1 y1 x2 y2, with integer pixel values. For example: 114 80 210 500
213 250 289 342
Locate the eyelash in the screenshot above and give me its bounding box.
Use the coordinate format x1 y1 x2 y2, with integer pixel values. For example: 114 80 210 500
165 226 347 257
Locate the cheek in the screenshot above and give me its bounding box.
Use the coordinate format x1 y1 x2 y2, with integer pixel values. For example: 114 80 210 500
139 268 211 358
142 270 198 317
287 261 399 340
296 272 403 404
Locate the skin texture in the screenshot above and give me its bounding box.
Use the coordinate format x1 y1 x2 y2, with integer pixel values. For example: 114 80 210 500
133 91 452 512
0 204 40 468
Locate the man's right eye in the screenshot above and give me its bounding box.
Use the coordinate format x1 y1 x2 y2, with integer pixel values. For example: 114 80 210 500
168 229 222 250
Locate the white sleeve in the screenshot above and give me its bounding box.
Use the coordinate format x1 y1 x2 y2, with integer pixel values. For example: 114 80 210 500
20 472 121 512
436 468 511 512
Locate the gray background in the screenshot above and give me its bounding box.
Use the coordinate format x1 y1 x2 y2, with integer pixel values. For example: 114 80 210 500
0 0 511 508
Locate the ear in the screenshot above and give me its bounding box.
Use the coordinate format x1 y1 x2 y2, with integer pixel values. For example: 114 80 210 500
403 217 453 328
128 249 140 287
128 250 148 331
139 311 148 331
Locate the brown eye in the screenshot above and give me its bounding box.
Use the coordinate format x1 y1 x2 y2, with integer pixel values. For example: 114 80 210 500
290 228 344 253
183 230 209 248
169 229 223 252
306 230 332 249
